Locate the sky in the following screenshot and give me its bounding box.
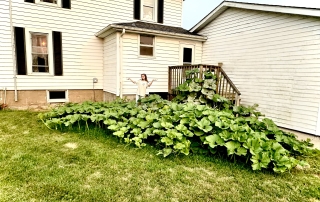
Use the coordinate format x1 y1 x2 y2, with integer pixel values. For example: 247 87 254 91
182 0 320 29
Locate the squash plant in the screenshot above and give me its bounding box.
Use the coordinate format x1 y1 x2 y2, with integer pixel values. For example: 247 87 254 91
173 69 229 109
39 95 313 173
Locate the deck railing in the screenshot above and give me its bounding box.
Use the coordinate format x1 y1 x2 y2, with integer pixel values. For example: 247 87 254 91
168 64 241 105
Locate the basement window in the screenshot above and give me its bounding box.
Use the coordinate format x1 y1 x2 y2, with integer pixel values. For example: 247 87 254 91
47 90 68 103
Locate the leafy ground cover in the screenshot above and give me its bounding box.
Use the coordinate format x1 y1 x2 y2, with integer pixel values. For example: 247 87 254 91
39 95 314 173
0 110 320 201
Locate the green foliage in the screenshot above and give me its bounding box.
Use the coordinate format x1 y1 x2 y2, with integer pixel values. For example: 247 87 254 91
173 70 229 109
39 95 315 173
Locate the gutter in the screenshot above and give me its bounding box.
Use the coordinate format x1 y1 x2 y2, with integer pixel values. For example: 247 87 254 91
9 0 18 101
96 24 207 42
119 28 125 98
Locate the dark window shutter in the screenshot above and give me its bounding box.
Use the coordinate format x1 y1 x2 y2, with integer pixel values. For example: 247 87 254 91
158 0 164 23
62 0 71 9
25 0 35 3
14 27 27 75
53 31 63 76
134 0 141 20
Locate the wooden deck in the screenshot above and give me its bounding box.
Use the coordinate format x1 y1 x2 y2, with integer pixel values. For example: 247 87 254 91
168 64 241 105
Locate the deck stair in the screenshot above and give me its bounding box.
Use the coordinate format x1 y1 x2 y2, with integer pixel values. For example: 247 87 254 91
168 64 241 105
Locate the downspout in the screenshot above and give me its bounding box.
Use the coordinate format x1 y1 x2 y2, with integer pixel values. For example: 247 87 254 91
119 28 125 98
9 0 18 101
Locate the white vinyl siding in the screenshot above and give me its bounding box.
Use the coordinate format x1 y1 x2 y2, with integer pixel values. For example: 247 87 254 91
103 33 118 94
199 8 320 135
1 0 183 91
164 0 183 27
0 0 14 88
121 33 202 94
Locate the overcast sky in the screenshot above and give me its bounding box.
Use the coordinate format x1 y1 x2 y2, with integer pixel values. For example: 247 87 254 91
182 0 320 29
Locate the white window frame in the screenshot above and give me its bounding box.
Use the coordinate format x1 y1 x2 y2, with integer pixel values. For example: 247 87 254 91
141 0 158 22
139 35 155 57
25 28 54 75
179 44 195 65
35 0 61 7
46 90 69 103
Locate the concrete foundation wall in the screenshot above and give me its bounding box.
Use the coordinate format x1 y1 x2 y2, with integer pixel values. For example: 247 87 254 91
1 90 103 110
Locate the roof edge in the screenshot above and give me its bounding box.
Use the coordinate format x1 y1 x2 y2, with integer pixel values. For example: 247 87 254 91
190 1 320 33
96 24 207 41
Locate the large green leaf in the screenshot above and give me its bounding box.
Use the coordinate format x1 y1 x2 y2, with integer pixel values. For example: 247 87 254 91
197 118 213 133
251 152 271 170
203 79 216 90
161 137 174 146
225 141 241 155
243 138 263 155
189 81 202 92
138 121 150 129
204 134 225 148
161 121 174 129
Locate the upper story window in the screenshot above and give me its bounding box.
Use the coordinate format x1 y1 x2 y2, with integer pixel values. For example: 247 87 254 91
143 0 155 21
41 0 57 3
24 0 71 9
134 0 164 23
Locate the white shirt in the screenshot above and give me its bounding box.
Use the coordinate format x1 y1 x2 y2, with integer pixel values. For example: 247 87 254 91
136 80 148 96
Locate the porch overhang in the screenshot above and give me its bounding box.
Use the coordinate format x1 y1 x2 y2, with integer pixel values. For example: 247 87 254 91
95 23 207 42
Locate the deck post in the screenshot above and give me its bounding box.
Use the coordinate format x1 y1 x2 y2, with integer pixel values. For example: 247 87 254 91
199 64 203 80
216 63 223 93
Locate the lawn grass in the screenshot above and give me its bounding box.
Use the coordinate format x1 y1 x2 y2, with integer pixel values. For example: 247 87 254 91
0 110 319 202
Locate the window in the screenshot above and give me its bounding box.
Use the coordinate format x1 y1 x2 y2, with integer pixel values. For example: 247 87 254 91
25 0 71 9
31 33 49 72
140 35 154 56
134 0 164 23
25 28 53 75
179 44 194 66
183 48 192 65
47 90 68 103
14 27 63 76
40 0 57 4
36 0 61 7
143 0 155 21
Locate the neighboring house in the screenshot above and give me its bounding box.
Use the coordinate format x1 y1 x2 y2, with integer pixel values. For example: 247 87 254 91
191 1 320 136
0 0 204 107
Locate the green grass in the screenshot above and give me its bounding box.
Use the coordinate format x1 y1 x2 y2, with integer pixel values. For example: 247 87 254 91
0 110 320 202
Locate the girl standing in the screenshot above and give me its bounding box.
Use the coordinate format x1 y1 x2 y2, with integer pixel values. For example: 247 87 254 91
127 74 156 102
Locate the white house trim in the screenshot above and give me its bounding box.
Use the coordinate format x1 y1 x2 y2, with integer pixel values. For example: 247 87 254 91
190 1 320 32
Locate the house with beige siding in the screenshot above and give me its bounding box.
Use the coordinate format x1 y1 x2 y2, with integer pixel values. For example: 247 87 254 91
0 0 204 107
190 1 320 136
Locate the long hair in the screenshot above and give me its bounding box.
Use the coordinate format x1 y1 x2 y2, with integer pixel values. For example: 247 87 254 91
141 73 148 82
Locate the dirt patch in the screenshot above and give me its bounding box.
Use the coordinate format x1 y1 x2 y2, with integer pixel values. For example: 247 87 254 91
64 142 78 149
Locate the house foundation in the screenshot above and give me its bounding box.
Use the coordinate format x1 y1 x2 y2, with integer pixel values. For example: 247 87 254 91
2 90 104 110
